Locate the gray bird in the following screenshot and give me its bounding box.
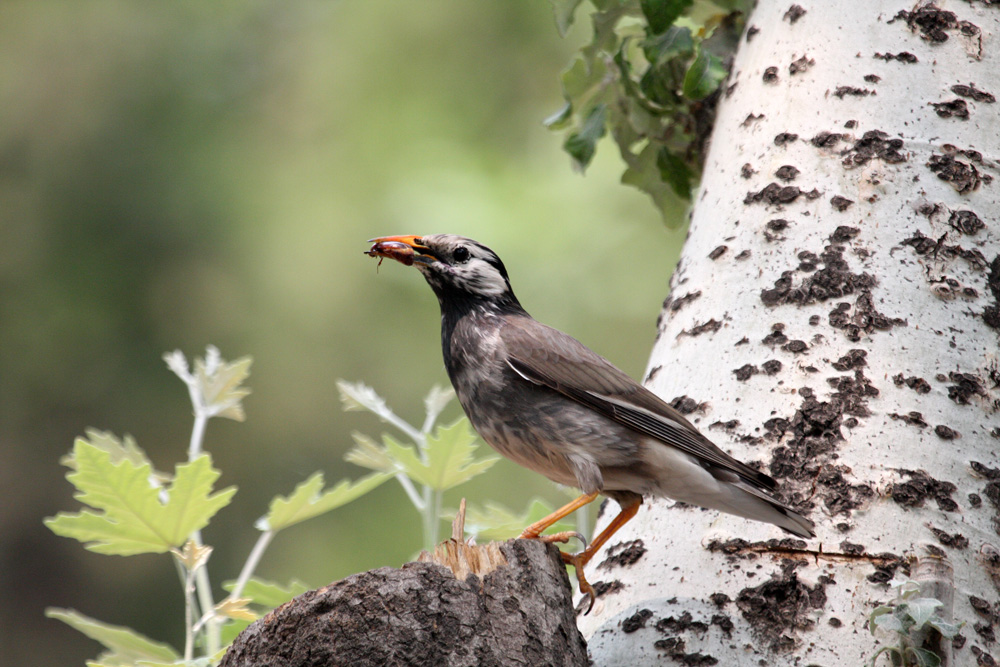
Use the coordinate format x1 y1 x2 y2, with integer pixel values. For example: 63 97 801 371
366 234 815 608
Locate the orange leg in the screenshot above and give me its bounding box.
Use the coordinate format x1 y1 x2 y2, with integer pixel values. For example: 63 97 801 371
518 492 643 614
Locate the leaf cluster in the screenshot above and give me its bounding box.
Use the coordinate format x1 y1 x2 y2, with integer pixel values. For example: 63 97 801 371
548 0 748 220
868 576 964 667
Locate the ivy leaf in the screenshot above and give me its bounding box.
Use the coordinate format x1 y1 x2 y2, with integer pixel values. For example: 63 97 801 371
868 605 894 635
926 616 963 639
682 47 725 100
550 0 585 37
902 598 943 629
910 647 942 667
45 440 236 555
564 104 608 171
223 577 310 608
383 420 498 491
640 0 693 34
642 25 694 65
259 471 391 532
45 607 179 665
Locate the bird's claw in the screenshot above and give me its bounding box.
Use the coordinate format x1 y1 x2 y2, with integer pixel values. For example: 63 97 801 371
560 551 596 614
526 530 588 549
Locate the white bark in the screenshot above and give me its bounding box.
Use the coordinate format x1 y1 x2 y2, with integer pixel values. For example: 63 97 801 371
579 1 1000 664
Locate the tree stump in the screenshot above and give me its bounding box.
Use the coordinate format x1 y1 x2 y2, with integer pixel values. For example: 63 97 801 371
220 538 589 667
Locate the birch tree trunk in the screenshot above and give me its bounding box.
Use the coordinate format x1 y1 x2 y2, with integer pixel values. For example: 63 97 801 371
578 1 1000 664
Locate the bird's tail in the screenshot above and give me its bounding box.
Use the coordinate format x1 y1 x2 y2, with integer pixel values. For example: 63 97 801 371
709 480 815 538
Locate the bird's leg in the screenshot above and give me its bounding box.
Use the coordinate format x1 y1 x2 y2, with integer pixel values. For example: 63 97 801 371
518 491 599 545
561 496 642 614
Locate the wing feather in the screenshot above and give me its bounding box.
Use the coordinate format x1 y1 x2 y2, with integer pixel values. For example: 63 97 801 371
501 316 776 491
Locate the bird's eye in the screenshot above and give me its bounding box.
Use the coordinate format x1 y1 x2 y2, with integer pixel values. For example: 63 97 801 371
453 246 470 263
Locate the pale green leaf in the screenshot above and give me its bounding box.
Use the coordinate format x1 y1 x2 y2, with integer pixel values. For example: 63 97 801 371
385 420 499 491
564 104 608 170
902 598 943 628
549 0 584 37
336 379 388 414
261 471 391 531
344 431 398 473
422 384 455 427
640 0 692 34
926 616 963 639
868 605 894 635
46 608 179 664
543 102 574 130
195 349 252 421
910 647 942 667
45 440 236 555
223 577 310 608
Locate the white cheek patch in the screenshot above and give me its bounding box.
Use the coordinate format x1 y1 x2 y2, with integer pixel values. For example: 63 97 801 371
451 261 508 296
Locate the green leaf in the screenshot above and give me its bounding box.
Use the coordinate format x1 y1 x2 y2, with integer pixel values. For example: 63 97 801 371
45 440 236 555
620 142 684 222
457 498 578 542
564 104 608 170
384 420 498 491
223 577 310 608
46 608 179 665
909 647 942 667
261 471 391 531
196 352 252 421
926 616 964 639
868 605 894 635
682 47 725 100
344 431 398 473
544 102 574 130
549 0 584 37
902 598 943 629
656 147 694 198
640 0 693 34
641 25 694 65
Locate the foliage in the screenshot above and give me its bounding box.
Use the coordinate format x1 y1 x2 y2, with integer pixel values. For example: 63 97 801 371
45 347 390 666
868 576 964 667
548 0 749 220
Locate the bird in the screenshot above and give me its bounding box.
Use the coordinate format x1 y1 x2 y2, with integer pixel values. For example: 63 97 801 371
365 234 815 610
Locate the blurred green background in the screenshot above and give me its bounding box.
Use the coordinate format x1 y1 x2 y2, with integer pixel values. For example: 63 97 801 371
0 2 686 664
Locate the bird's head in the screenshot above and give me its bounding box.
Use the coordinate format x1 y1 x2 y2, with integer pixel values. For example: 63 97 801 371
366 234 520 309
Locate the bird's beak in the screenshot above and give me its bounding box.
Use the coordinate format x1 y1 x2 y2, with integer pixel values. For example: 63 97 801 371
365 235 437 267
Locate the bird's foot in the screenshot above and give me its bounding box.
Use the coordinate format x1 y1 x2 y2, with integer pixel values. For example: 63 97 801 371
520 529 587 548
560 551 596 614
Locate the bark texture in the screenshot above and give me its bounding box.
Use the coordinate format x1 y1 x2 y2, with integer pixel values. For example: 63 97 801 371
221 539 588 667
579 1 1000 664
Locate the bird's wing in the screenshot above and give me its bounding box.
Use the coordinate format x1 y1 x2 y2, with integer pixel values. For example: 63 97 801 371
500 316 776 491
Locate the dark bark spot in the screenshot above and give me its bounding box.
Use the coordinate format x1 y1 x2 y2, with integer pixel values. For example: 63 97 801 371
735 249 751 261
840 130 906 166
874 51 919 63
767 218 790 232
829 617 843 627
622 608 654 633
832 350 867 371
711 614 734 636
833 86 872 99
829 226 860 243
935 425 960 440
952 83 996 103
774 132 799 146
745 183 807 205
889 411 929 428
709 245 727 260
763 66 779 83
931 99 970 119
671 396 702 415
948 209 985 235
783 5 806 23
652 637 719 665
742 112 764 126
830 195 854 211
827 369 879 417
868 556 906 584
775 165 800 181
655 611 709 634
844 119 858 128
839 541 866 555
592 580 624 598
783 340 808 353
900 230 988 269
893 6 958 43
681 319 722 337
811 132 844 148
741 163 756 178
746 25 760 41
668 291 703 313
890 469 959 511
789 56 813 74
984 256 1000 330
930 527 969 549
928 153 981 193
947 372 985 405
709 593 731 607
762 359 783 375
970 493 983 508
735 561 827 651
734 364 759 381
598 539 647 570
